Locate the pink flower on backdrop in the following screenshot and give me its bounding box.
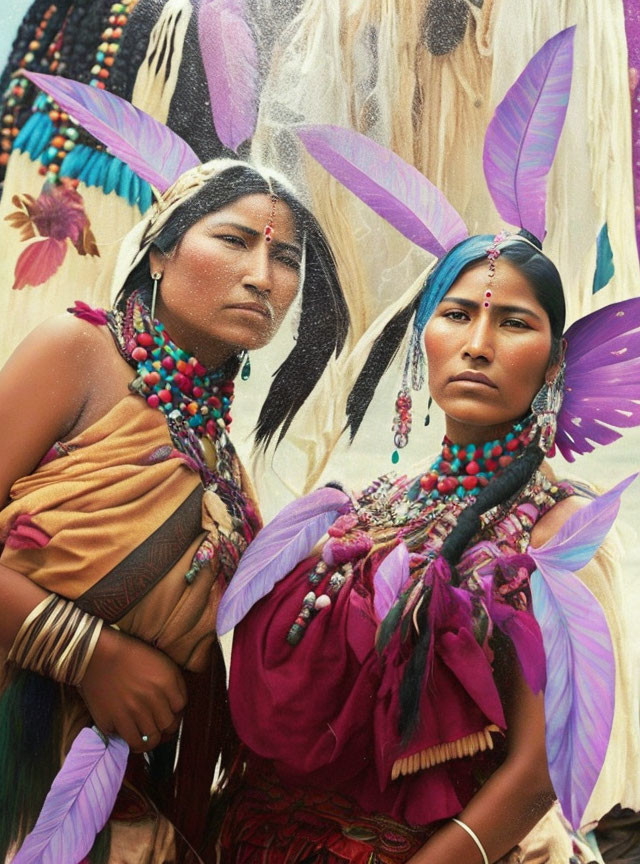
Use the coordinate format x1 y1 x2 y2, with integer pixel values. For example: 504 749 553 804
5 179 100 290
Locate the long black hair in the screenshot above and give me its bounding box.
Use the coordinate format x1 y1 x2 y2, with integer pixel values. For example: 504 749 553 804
348 232 566 571
115 163 349 451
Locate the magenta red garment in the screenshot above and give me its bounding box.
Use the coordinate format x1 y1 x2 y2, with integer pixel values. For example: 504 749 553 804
228 552 503 827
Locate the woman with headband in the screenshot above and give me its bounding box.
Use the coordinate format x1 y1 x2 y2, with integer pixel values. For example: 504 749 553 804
216 28 640 863
0 78 348 864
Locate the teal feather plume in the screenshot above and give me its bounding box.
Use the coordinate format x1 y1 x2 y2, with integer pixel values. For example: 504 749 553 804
592 223 615 294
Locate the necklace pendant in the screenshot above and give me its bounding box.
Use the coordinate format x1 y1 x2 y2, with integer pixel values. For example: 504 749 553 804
200 436 218 470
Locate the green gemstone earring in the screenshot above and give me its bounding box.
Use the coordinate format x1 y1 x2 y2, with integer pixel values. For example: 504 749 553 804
241 352 251 381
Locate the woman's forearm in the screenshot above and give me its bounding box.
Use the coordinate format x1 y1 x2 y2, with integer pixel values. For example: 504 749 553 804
0 560 188 752
406 753 555 863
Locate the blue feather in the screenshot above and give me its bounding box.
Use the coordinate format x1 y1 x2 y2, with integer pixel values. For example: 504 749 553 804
103 155 122 195
138 179 153 212
14 113 53 158
592 223 615 294
59 143 92 177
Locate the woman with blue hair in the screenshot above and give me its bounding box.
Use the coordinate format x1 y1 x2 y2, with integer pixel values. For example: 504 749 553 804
217 226 640 863
215 28 640 860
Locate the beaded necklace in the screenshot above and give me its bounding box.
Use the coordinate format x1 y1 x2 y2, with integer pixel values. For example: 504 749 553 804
73 289 261 588
107 290 238 485
1 3 63 173
418 417 536 501
287 419 540 645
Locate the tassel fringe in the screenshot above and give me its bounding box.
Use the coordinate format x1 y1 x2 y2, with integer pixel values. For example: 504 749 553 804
390 724 501 780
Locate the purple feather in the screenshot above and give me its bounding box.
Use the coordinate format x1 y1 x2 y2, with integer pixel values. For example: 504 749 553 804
483 27 575 240
530 565 614 828
373 542 409 621
297 125 468 257
14 727 128 864
198 0 259 152
527 477 635 826
532 474 636 574
563 298 640 360
217 486 350 634
557 298 640 461
23 72 200 193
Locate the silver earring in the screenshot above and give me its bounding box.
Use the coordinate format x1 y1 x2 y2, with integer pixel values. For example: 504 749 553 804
151 271 162 319
290 293 302 341
532 361 565 454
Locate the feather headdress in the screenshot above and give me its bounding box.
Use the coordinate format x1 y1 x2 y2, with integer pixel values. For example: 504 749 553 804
298 26 640 463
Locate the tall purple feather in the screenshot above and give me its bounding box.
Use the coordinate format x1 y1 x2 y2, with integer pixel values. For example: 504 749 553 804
198 0 259 152
14 728 128 864
373 542 409 621
483 27 575 241
527 476 635 827
217 486 350 634
298 125 469 257
557 298 640 461
23 72 200 193
530 566 614 829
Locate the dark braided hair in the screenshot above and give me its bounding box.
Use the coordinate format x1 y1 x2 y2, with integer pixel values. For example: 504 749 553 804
166 0 225 162
440 441 545 579
61 0 113 83
56 0 94 78
115 164 349 449
110 0 227 160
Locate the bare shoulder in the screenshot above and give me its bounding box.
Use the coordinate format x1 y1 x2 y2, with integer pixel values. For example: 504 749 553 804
0 313 115 493
529 493 589 549
6 312 105 366
2 311 117 394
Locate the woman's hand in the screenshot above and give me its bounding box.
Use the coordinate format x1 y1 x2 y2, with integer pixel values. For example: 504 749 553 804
80 627 188 753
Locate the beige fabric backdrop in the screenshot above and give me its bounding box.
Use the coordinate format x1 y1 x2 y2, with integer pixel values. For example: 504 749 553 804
1 0 639 829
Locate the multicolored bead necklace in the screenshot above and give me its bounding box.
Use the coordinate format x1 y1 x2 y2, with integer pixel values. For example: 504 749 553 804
419 417 536 501
108 290 236 480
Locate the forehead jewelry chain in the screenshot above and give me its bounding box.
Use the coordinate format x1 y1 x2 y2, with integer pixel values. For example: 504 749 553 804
264 193 277 243
484 230 509 308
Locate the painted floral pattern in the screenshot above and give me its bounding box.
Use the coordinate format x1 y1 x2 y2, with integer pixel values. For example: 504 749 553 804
4 179 99 290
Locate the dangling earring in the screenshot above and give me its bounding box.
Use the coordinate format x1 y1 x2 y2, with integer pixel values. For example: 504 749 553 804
151 271 162 319
291 233 307 341
290 293 302 341
391 329 425 463
532 361 565 455
241 351 251 381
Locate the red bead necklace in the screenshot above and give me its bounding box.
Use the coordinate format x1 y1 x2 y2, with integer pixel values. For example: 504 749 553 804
419 418 535 500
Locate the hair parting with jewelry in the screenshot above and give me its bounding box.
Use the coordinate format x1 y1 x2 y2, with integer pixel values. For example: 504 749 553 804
114 164 349 451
